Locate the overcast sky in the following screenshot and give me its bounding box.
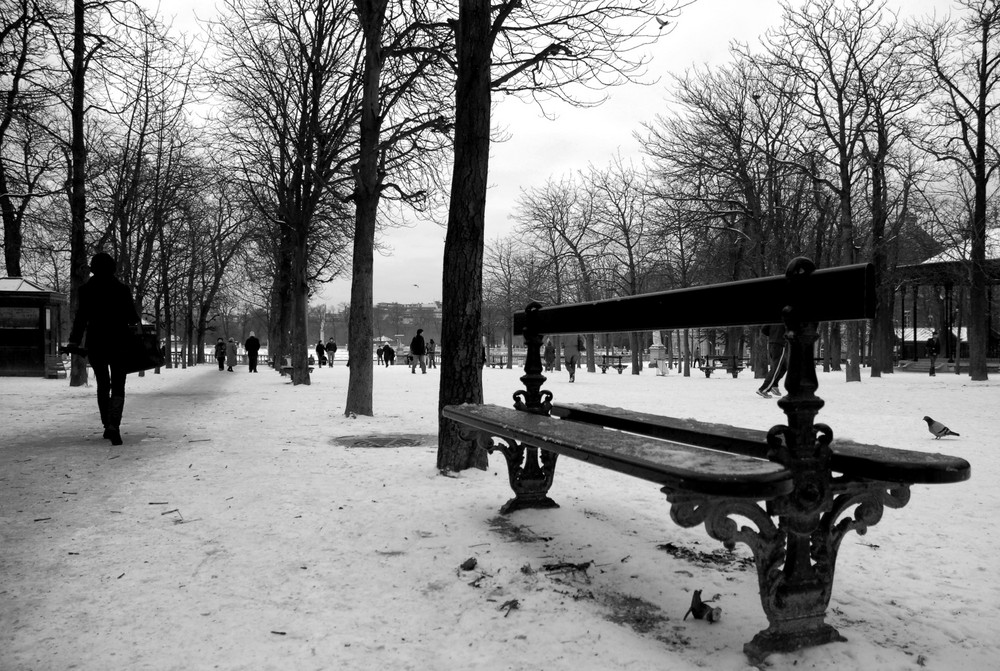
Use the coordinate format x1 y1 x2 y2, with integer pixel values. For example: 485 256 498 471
156 0 950 308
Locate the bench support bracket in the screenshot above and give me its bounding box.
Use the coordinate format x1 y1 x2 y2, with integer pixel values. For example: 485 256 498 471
665 478 912 662
461 429 560 514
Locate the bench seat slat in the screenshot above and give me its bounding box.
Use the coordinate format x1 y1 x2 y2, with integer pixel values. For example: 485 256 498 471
551 403 970 485
443 404 794 499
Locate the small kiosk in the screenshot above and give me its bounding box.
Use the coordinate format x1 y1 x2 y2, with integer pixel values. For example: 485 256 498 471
0 277 68 377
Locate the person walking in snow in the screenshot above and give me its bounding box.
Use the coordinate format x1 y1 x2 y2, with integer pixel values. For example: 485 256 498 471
245 332 261 372
315 340 327 368
926 331 940 376
65 252 141 446
756 324 787 398
226 338 238 372
326 338 337 364
214 337 226 371
427 339 437 368
564 334 584 382
543 338 555 371
409 328 427 374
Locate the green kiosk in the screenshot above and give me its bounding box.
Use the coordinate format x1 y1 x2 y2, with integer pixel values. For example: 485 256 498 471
0 277 67 378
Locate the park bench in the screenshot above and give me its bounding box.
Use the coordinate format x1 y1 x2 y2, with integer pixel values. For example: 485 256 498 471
442 257 970 663
279 356 313 376
599 353 627 374
701 354 745 378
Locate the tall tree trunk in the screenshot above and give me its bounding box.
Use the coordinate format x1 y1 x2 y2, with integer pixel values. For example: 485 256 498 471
68 0 89 387
290 221 311 385
437 0 491 472
345 0 387 416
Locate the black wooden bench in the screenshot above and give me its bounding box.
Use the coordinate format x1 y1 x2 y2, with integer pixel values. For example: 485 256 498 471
702 354 745 378
599 353 626 374
442 258 970 663
279 356 313 376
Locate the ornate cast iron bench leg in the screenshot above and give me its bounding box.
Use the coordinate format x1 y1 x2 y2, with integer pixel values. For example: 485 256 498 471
464 430 559 514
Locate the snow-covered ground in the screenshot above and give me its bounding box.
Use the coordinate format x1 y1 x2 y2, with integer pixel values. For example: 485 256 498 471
1 359 996 670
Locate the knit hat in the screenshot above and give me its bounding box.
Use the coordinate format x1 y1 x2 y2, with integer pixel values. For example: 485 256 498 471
417 329 423 335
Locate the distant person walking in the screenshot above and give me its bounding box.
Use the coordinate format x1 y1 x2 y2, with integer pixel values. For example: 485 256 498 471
427 339 437 368
409 329 427 374
382 344 395 367
756 324 787 398
564 334 584 382
245 332 261 372
326 338 337 364
226 338 238 372
543 338 555 371
315 340 327 368
214 338 226 371
926 331 940 376
65 252 141 446
377 343 384 365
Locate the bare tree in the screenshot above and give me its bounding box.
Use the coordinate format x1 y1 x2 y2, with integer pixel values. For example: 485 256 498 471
345 0 452 415
208 0 362 385
913 0 1000 381
438 0 691 472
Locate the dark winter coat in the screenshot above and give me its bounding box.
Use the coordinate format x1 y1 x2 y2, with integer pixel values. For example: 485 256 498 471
226 341 238 367
245 336 260 353
410 334 426 356
68 274 140 361
214 342 226 361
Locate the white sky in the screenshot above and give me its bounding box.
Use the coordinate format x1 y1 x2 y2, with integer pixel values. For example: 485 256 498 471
153 0 951 308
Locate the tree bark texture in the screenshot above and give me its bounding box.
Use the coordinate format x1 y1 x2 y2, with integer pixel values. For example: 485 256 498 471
68 0 89 387
345 0 387 416
437 0 491 472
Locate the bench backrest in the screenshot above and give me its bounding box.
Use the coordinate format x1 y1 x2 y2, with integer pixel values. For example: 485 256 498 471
513 258 875 336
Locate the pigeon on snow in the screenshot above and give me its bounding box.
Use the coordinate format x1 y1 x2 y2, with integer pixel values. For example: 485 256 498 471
923 416 959 439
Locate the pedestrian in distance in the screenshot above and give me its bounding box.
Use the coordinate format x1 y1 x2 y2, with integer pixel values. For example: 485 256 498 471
543 338 555 372
926 330 940 377
326 338 337 364
245 331 261 372
226 338 238 372
383 344 395 366
427 339 437 368
377 344 384 365
409 328 427 374
315 340 327 368
65 252 141 446
564 334 584 382
214 337 226 371
756 324 788 398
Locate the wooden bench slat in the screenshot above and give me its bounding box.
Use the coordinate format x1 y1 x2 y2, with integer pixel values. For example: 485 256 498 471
443 404 794 499
552 403 971 485
513 263 875 335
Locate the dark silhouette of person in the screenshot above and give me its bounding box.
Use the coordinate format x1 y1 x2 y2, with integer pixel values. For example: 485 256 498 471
316 340 327 367
543 338 555 371
383 344 395 366
926 331 940 376
757 324 787 398
427 339 437 368
326 338 337 364
226 338 238 371
214 338 226 370
66 252 140 446
245 331 261 372
409 328 427 374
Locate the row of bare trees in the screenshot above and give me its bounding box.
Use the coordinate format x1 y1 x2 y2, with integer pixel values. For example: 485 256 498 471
483 0 1000 391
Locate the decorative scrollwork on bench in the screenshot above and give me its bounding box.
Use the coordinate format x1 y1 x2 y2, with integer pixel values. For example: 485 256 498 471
813 482 912 583
462 429 560 515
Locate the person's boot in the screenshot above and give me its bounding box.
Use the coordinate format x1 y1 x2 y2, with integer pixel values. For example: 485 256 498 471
97 395 112 439
107 396 125 446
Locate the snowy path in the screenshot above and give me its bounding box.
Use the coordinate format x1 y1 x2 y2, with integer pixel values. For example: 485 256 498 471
1 363 998 670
